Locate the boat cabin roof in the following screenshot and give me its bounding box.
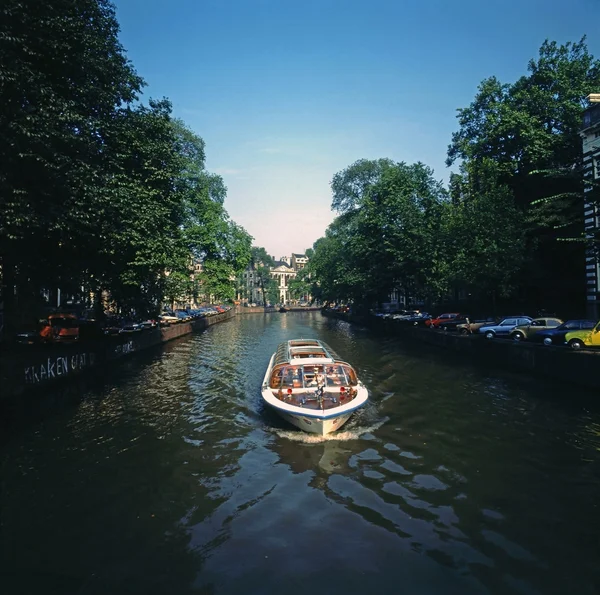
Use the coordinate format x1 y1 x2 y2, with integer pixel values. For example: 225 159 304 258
273 339 341 366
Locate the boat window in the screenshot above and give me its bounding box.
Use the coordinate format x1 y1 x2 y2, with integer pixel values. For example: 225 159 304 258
346 367 358 385
290 348 327 359
271 366 304 389
325 365 342 386
281 366 304 388
303 365 325 387
270 361 357 390
269 366 285 388
326 365 357 386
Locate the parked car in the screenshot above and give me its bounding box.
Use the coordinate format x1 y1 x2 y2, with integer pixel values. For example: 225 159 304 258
39 313 79 343
509 317 563 342
478 316 533 339
159 312 179 325
103 316 124 335
563 320 600 349
15 328 41 345
397 312 432 326
456 317 497 335
438 315 471 331
119 319 143 333
174 309 193 321
426 313 462 328
535 319 598 346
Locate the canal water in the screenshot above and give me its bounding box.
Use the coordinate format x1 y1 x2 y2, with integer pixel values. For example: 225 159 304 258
1 312 599 595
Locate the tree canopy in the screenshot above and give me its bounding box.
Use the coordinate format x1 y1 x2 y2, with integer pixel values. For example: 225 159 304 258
0 0 252 328
309 38 599 317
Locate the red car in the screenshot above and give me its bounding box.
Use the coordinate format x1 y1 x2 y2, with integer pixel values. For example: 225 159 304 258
39 313 79 342
425 313 461 328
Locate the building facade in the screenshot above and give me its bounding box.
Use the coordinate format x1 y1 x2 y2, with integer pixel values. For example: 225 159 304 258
271 260 296 304
239 253 310 305
291 253 308 271
581 99 600 320
240 268 263 305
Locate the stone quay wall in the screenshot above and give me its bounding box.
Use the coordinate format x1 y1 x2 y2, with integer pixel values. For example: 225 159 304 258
0 310 234 399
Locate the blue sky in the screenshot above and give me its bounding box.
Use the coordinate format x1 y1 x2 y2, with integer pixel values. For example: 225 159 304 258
112 0 600 258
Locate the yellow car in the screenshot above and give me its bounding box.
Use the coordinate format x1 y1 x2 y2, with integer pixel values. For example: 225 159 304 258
563 320 600 349
509 317 563 342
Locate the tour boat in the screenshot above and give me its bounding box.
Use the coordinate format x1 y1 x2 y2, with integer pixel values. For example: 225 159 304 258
261 339 369 435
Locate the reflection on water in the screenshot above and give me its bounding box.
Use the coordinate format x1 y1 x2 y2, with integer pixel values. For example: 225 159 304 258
1 312 599 595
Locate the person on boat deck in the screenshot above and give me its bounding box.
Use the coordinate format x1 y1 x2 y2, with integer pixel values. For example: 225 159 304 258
283 368 295 387
307 368 321 386
293 367 303 384
315 368 325 387
327 368 342 386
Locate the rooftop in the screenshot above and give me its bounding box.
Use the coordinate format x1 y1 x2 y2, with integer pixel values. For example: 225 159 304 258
272 260 294 269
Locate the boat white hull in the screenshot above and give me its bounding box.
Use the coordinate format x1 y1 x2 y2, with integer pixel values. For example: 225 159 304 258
272 408 354 436
260 342 369 436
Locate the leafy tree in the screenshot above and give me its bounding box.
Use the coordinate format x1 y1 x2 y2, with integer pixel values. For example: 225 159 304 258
173 119 252 303
265 281 280 307
361 162 449 305
446 37 600 314
98 99 189 317
0 0 143 326
331 158 395 214
288 273 312 303
447 39 600 185
0 0 253 330
164 272 192 310
312 161 449 310
443 161 528 313
249 247 275 306
308 212 371 307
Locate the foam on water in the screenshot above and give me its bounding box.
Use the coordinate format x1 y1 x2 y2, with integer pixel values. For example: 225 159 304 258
270 417 389 443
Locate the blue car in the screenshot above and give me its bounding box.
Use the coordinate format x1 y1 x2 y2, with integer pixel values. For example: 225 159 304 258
478 316 533 339
534 320 597 346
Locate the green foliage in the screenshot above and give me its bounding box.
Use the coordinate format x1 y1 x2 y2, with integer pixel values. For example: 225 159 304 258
174 119 252 298
311 160 450 308
447 39 600 178
361 162 449 303
288 273 311 302
0 0 144 320
443 161 528 300
0 0 251 325
249 247 275 306
445 37 600 312
164 272 192 309
330 158 396 214
199 259 235 302
99 99 189 316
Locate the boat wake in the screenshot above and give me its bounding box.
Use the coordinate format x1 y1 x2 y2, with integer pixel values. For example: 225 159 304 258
270 417 389 443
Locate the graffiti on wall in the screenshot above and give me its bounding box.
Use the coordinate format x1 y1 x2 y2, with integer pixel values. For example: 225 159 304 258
114 341 135 356
24 352 97 384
